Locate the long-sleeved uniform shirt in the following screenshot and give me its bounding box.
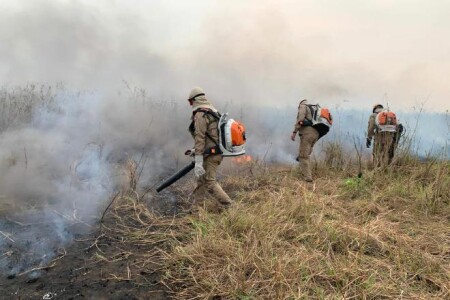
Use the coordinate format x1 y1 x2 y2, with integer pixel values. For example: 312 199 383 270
367 113 378 139
293 101 313 135
189 110 220 156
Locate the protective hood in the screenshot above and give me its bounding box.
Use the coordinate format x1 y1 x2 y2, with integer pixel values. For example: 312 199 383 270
298 99 308 107
192 95 218 112
188 87 205 100
373 103 384 113
374 107 383 114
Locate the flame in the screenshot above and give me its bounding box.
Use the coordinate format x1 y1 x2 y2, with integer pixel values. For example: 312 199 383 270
232 155 253 164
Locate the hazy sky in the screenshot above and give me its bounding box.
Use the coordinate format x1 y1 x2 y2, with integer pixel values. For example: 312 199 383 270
1 0 449 111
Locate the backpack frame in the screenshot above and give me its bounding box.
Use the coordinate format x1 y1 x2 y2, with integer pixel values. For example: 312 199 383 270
306 104 332 139
194 109 246 157
375 110 398 133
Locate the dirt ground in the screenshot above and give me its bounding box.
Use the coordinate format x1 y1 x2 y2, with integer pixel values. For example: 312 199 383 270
0 224 169 300
1 233 167 300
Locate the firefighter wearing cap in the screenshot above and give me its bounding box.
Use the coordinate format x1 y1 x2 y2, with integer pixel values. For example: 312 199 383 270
366 104 396 166
291 99 319 182
186 87 232 207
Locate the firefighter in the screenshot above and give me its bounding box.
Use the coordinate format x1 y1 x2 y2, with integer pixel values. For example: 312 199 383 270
291 99 319 182
187 87 232 207
366 103 399 166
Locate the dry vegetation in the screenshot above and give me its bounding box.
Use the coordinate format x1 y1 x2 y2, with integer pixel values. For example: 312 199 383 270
1 85 448 299
0 84 59 131
99 152 449 300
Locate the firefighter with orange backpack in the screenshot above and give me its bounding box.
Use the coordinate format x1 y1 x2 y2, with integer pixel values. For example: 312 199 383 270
291 99 333 182
185 87 242 208
366 104 404 166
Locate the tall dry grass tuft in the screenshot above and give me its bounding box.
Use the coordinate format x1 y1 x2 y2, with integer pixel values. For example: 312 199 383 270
96 192 191 286
0 84 60 132
322 140 346 170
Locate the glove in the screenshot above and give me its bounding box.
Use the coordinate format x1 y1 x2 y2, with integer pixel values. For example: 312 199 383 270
366 138 372 148
184 148 195 156
194 155 206 178
291 132 297 141
397 123 404 135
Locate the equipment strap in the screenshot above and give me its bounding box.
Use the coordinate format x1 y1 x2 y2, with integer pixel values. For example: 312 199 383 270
193 108 220 119
205 131 218 145
204 144 222 155
306 104 318 122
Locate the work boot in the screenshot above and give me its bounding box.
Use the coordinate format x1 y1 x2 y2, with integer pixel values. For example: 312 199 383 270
209 183 232 206
219 200 233 208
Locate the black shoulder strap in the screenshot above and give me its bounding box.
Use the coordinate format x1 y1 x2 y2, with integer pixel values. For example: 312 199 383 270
204 110 221 120
206 132 219 146
193 108 221 120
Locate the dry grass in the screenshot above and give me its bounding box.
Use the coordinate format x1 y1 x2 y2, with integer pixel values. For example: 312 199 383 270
2 85 448 298
0 84 59 132
99 157 449 299
163 161 449 299
94 193 189 286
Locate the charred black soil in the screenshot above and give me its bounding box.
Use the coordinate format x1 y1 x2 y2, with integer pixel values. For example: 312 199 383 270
0 190 183 300
1 227 167 300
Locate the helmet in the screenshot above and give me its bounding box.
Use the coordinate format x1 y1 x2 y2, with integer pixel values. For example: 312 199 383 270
188 87 205 101
372 103 383 113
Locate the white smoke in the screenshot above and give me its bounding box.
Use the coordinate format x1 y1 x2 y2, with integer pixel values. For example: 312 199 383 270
1 0 449 276
1 0 449 111
0 85 194 276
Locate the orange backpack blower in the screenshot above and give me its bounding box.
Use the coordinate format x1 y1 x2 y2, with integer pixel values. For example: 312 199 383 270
197 110 247 157
375 110 398 132
218 114 246 156
307 104 333 138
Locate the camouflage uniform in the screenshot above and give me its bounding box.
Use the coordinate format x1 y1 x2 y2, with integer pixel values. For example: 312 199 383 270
367 113 396 166
293 100 319 181
188 93 232 206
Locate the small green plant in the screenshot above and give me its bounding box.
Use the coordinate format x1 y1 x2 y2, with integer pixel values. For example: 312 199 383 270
341 176 371 199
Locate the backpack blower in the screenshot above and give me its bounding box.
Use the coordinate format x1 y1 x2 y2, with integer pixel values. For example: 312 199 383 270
156 112 246 193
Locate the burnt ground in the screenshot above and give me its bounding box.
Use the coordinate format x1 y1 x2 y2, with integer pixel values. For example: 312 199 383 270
0 189 184 300
1 230 166 300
